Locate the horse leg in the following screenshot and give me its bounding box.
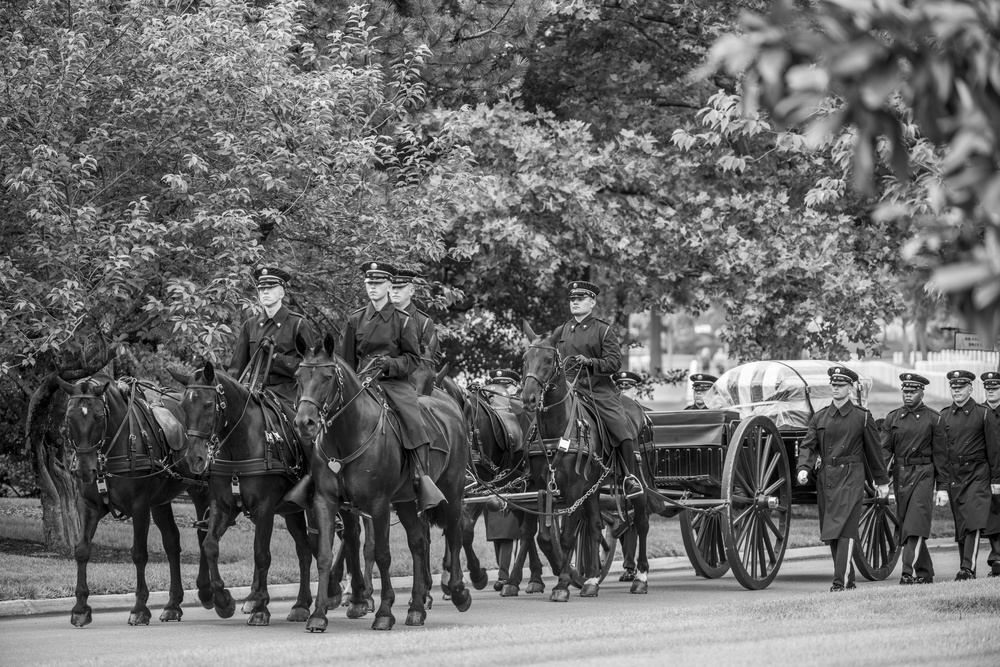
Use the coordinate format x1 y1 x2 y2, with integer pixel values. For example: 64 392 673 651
151 503 184 622
341 511 369 619
502 511 535 597
241 563 260 614
579 497 602 598
190 490 214 609
281 510 314 622
306 493 338 632
444 500 472 613
367 505 396 631
548 509 580 603
331 525 348 609
70 500 106 627
246 504 276 626
526 535 546 594
463 505 489 591
203 498 236 619
362 516 376 613
395 502 428 627
630 494 650 594
421 519 434 610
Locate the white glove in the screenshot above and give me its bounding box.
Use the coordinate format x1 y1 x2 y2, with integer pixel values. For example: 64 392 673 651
876 484 889 500
991 484 1000 495
796 470 809 486
935 490 949 507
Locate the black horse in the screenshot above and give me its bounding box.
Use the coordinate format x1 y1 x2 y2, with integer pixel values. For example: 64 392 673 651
169 362 322 625
515 321 651 601
293 333 472 631
58 375 212 627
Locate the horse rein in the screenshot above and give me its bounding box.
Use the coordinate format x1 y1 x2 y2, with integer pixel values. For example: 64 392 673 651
183 380 253 464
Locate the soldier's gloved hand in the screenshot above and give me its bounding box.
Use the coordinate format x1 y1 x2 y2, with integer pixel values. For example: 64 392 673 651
796 470 809 486
991 483 1000 495
570 355 593 368
876 484 889 500
935 490 949 506
370 355 390 375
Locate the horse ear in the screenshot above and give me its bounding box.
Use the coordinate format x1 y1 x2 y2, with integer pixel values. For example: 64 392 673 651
295 331 309 356
522 319 539 342
204 360 216 383
95 381 111 397
323 332 336 357
434 363 450 385
167 368 189 386
56 377 76 394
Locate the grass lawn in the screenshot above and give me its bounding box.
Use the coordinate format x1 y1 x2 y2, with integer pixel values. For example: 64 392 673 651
0 495 960 601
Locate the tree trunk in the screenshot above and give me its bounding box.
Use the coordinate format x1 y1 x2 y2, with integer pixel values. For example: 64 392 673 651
27 375 80 555
649 305 662 374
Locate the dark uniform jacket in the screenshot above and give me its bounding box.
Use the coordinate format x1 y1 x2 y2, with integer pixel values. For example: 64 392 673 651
983 403 1000 538
551 314 636 446
399 302 440 366
684 404 708 410
881 402 946 539
797 400 889 541
940 400 1000 538
339 300 428 449
228 305 316 404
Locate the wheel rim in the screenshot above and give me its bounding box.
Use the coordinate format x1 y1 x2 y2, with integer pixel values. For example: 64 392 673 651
852 480 901 580
721 416 791 590
680 509 730 578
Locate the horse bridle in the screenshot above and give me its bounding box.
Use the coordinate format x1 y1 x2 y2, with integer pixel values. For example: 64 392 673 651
183 380 248 464
522 343 575 413
65 393 116 460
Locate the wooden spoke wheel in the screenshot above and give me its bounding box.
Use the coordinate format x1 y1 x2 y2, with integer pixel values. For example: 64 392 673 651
852 479 901 580
562 509 619 586
720 416 792 590
680 509 730 578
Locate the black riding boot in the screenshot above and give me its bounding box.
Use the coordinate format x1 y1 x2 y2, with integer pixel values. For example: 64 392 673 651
618 439 644 499
411 443 446 511
277 474 314 514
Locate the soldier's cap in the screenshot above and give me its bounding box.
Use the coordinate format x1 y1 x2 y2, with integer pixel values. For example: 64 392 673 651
391 267 424 286
254 266 291 288
568 280 600 299
690 373 718 389
489 368 521 384
361 261 396 283
948 369 976 387
614 370 643 386
981 371 1000 388
899 372 930 390
828 365 858 385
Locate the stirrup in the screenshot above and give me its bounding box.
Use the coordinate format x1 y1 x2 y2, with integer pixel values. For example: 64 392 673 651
622 474 644 499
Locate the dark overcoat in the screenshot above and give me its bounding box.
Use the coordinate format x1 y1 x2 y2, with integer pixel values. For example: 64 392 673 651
797 401 890 541
982 403 1000 539
881 402 946 539
939 400 1000 539
339 300 428 449
485 509 521 541
228 305 316 404
551 314 636 445
400 302 440 366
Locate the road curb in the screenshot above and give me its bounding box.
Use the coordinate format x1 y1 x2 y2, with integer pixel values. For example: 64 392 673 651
0 539 958 619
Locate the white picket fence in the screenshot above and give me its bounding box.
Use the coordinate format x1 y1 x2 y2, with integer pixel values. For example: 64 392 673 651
853 350 1000 402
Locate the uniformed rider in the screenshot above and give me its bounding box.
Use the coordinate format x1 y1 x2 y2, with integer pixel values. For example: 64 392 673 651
551 280 642 499
796 365 890 592
339 261 445 511
613 370 645 581
937 369 1000 580
881 373 946 585
980 371 1000 578
389 267 441 367
228 266 316 404
483 368 523 591
685 373 717 410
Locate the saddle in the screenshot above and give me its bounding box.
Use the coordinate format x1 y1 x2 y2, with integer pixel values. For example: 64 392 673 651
476 384 526 454
255 389 306 477
526 391 613 478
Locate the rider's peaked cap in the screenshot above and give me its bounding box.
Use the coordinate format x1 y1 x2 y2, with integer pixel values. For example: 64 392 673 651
899 372 930 390
948 369 976 387
361 261 396 282
489 368 521 384
391 267 424 285
568 281 600 299
254 266 291 288
614 370 642 386
828 365 859 384
689 373 717 389
981 371 1000 388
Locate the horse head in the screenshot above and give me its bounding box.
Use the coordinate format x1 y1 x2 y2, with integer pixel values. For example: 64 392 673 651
519 319 565 414
294 331 346 442
59 376 113 484
169 362 225 475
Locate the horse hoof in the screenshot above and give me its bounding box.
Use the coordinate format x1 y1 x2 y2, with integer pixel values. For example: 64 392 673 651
340 598 351 607
128 611 151 626
215 600 236 619
471 568 489 591
71 610 92 628
500 584 519 597
442 592 451 601
526 581 545 595
550 589 570 603
405 610 426 626
452 589 472 613
630 579 648 595
346 601 368 619
439 569 450 596
569 569 584 589
248 611 270 626
329 590 343 610
241 599 256 614
198 591 214 609
365 598 376 614
580 583 599 598
424 594 433 610
372 615 395 631
287 607 310 623
306 615 328 633
159 608 183 622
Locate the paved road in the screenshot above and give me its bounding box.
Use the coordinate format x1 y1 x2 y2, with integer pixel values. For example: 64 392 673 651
0 542 978 667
